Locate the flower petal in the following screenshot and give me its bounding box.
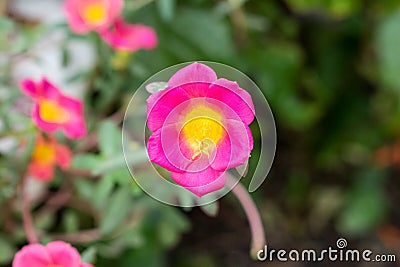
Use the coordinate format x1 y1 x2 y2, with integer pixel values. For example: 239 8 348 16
168 62 217 89
59 96 87 139
171 167 226 197
20 79 37 98
28 161 54 182
101 19 157 51
80 263 94 267
31 104 59 133
147 126 186 173
211 119 253 171
208 78 255 125
146 86 190 132
20 78 60 100
55 144 72 170
46 241 81 267
63 0 123 34
63 0 90 34
12 244 51 267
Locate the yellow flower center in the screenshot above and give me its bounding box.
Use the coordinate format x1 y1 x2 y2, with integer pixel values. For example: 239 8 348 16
39 99 70 123
32 142 55 165
81 2 107 26
182 105 224 160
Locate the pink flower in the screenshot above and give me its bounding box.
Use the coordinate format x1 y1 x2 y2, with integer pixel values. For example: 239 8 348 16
63 0 123 34
20 77 87 139
100 18 158 52
13 241 93 267
27 135 72 182
146 63 255 197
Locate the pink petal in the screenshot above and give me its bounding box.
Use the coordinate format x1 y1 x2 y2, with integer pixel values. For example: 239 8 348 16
100 19 157 51
107 0 124 23
211 119 253 171
63 0 86 33
208 78 255 125
62 117 87 139
28 161 55 182
147 126 186 173
46 241 81 267
59 95 87 139
55 144 72 169
146 86 190 132
31 104 59 133
20 78 61 100
12 244 52 267
171 167 226 197
20 79 37 98
41 78 63 100
80 264 94 267
168 62 217 89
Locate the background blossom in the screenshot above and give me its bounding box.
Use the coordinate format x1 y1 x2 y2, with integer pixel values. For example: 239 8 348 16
100 19 158 52
63 0 123 34
20 78 87 139
27 135 72 182
13 241 93 267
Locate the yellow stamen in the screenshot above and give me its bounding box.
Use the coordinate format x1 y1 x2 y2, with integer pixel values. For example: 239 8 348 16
81 2 106 26
32 142 55 165
39 99 70 123
182 105 224 159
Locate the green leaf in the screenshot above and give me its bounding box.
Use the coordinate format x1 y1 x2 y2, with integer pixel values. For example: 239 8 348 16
99 120 121 157
62 210 79 233
92 148 148 175
72 154 99 170
146 82 168 94
156 0 176 21
81 247 97 264
377 10 400 91
75 179 95 200
100 188 131 236
93 177 114 210
0 236 16 264
337 169 387 237
168 8 235 60
199 201 219 217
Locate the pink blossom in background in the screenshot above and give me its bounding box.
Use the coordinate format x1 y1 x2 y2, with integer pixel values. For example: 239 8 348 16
28 135 72 182
13 241 93 267
63 0 123 34
146 63 255 197
20 77 87 139
100 18 158 52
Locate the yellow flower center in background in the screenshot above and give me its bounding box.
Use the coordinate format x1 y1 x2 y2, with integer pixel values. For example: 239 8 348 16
39 99 70 123
81 2 106 26
182 105 224 160
33 142 55 165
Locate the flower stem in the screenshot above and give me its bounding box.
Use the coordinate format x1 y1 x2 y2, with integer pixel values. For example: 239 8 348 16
226 173 265 259
20 175 38 244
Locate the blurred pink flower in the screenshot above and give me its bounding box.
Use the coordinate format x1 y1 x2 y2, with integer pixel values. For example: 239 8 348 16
100 18 158 52
20 78 87 139
13 241 93 267
63 0 123 34
147 63 255 197
27 135 71 182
